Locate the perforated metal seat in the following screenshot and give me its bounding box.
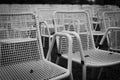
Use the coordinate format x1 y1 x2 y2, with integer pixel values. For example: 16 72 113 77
62 49 120 67
1 60 67 80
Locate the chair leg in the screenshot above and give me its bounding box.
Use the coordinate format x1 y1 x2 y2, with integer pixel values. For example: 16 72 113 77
43 37 45 48
69 72 74 80
82 65 87 80
56 56 60 64
97 67 103 80
48 55 51 61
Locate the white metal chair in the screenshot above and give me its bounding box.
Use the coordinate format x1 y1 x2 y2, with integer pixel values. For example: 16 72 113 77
0 12 73 80
53 10 120 80
103 11 120 29
103 11 120 51
92 6 118 35
36 9 55 48
100 27 120 52
39 21 53 49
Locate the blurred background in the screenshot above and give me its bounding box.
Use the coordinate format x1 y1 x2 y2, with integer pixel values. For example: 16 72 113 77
0 0 119 7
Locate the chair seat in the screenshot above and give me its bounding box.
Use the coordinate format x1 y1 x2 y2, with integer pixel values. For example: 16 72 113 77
62 49 120 67
0 60 67 80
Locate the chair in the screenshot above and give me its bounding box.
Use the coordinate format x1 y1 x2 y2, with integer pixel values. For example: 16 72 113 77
103 11 120 51
103 11 120 30
52 10 120 80
91 6 118 35
36 9 55 49
0 12 73 80
94 7 119 34
39 21 53 49
100 27 120 52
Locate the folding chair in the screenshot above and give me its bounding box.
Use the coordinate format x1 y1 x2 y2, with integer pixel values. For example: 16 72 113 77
0 12 73 80
103 11 120 51
53 10 120 80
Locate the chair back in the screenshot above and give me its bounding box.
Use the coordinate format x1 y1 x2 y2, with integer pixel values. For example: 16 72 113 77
36 9 55 36
53 11 95 54
103 11 120 51
103 11 120 29
107 29 120 51
0 13 44 66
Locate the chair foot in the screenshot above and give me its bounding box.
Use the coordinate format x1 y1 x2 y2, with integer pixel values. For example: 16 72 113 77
69 73 74 80
82 65 86 80
56 56 60 64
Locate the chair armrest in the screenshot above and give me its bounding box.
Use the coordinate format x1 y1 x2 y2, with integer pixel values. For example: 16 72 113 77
46 32 73 72
99 27 120 46
62 31 85 64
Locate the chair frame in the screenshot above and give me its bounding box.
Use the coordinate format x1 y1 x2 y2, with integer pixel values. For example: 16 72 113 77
0 12 73 80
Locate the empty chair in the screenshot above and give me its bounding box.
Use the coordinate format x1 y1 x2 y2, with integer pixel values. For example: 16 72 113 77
0 12 73 80
39 21 53 49
36 9 55 49
100 27 120 52
52 10 120 80
103 11 120 30
103 11 120 51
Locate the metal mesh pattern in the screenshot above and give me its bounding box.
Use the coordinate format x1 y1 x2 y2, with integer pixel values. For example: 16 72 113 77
88 34 94 49
108 30 120 50
78 34 94 50
0 60 66 80
72 36 80 52
0 13 39 66
84 49 120 66
0 13 68 80
54 12 89 32
104 11 120 29
0 29 8 39
104 12 120 50
97 7 114 20
0 39 41 66
59 35 80 54
59 37 68 54
0 14 36 39
54 11 94 54
80 34 88 50
38 9 55 35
